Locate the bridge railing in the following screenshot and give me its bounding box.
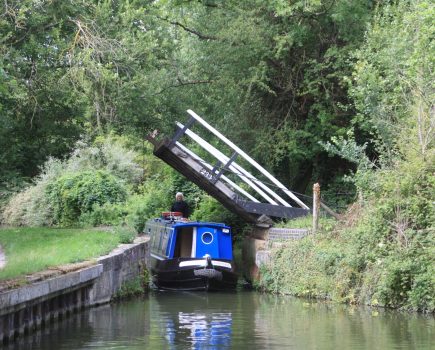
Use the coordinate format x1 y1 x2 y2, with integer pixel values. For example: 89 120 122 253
172 109 310 211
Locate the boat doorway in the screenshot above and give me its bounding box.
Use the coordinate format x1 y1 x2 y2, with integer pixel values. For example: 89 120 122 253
173 227 195 258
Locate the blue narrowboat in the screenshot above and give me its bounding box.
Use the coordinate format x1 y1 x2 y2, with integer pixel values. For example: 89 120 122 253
145 212 238 291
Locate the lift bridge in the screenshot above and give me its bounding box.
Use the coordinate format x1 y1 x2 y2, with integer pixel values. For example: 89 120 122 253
146 109 310 226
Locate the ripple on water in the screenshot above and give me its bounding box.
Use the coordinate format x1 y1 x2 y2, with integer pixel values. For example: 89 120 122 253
5 291 435 350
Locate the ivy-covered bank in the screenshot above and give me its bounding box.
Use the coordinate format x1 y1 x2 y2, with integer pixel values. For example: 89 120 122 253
258 157 434 313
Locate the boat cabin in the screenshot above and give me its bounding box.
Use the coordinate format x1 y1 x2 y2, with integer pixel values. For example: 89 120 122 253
145 212 237 291
146 217 233 261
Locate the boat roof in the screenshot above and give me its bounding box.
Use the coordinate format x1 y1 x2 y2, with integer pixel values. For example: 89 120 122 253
173 221 230 229
151 218 230 230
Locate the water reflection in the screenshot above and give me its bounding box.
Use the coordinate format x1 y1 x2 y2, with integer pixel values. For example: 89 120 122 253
5 291 435 350
153 292 233 349
249 293 435 350
176 312 231 348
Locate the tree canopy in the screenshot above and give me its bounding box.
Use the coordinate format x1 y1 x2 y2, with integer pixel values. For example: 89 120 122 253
0 0 433 209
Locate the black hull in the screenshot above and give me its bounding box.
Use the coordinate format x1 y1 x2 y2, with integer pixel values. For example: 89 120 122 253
151 257 238 292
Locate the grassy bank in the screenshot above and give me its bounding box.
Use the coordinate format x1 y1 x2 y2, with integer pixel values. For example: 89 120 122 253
0 227 135 281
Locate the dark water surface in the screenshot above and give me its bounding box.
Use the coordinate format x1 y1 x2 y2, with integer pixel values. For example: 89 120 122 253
8 291 434 349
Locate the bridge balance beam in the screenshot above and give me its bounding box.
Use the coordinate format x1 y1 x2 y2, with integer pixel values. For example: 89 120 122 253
147 135 309 224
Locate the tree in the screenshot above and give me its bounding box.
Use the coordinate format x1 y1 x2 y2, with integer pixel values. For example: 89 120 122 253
0 1 90 186
148 0 374 203
0 0 179 190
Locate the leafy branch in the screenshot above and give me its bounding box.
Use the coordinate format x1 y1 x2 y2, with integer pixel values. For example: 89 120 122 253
156 16 217 41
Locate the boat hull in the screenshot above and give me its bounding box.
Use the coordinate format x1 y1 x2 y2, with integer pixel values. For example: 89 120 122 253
151 257 238 291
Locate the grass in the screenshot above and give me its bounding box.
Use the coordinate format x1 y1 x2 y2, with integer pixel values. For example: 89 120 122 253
0 227 129 281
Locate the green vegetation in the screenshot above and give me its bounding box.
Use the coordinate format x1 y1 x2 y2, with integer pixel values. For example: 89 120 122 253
258 200 434 312
0 0 433 311
1 137 142 227
274 215 336 231
0 0 376 204
0 137 247 232
47 170 127 226
258 1 435 313
113 267 150 300
112 277 146 300
0 227 127 280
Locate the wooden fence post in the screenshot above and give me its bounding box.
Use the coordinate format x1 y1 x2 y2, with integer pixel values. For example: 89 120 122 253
312 183 320 234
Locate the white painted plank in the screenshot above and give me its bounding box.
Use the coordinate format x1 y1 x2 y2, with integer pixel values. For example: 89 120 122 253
186 109 310 209
177 122 292 207
175 142 260 203
177 122 278 205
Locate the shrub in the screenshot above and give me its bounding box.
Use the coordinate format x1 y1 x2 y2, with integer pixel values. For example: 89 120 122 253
0 173 28 211
1 158 63 226
1 137 143 227
258 161 434 311
190 194 249 236
190 195 229 223
125 188 171 233
1 185 53 226
121 168 202 233
79 191 167 234
47 170 127 226
115 225 138 244
78 202 127 227
67 137 143 186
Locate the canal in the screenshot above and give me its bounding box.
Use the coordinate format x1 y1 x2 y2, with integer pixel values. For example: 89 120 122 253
7 291 434 349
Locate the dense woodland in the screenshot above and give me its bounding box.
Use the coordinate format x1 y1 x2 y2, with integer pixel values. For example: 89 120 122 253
0 1 433 311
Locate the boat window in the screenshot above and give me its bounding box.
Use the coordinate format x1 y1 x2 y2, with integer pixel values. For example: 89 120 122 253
173 227 194 258
158 228 171 257
157 228 164 253
146 222 160 251
154 229 160 249
150 227 156 249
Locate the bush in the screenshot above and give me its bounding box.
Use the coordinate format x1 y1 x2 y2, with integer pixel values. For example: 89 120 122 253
125 187 172 233
190 194 249 236
257 234 342 299
259 161 434 311
1 184 53 226
0 173 29 211
190 195 229 223
1 137 143 226
122 169 204 233
47 170 127 226
115 225 138 244
78 202 127 227
1 158 63 226
67 136 143 186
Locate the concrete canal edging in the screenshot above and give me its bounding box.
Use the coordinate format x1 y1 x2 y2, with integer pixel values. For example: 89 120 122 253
243 227 310 281
0 236 149 344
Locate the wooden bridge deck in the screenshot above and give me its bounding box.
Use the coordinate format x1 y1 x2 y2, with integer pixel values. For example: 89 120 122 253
147 135 309 225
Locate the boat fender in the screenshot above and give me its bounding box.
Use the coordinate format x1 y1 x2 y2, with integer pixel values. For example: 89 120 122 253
194 268 223 280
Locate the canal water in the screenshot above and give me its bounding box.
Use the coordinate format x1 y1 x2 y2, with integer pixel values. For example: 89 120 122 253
7 291 434 349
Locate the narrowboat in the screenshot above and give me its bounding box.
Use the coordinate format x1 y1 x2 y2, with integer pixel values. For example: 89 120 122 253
145 212 238 291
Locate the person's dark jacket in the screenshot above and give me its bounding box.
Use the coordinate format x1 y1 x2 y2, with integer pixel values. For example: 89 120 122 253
171 200 189 218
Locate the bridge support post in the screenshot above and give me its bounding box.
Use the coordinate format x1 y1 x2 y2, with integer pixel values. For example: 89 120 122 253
312 183 320 234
